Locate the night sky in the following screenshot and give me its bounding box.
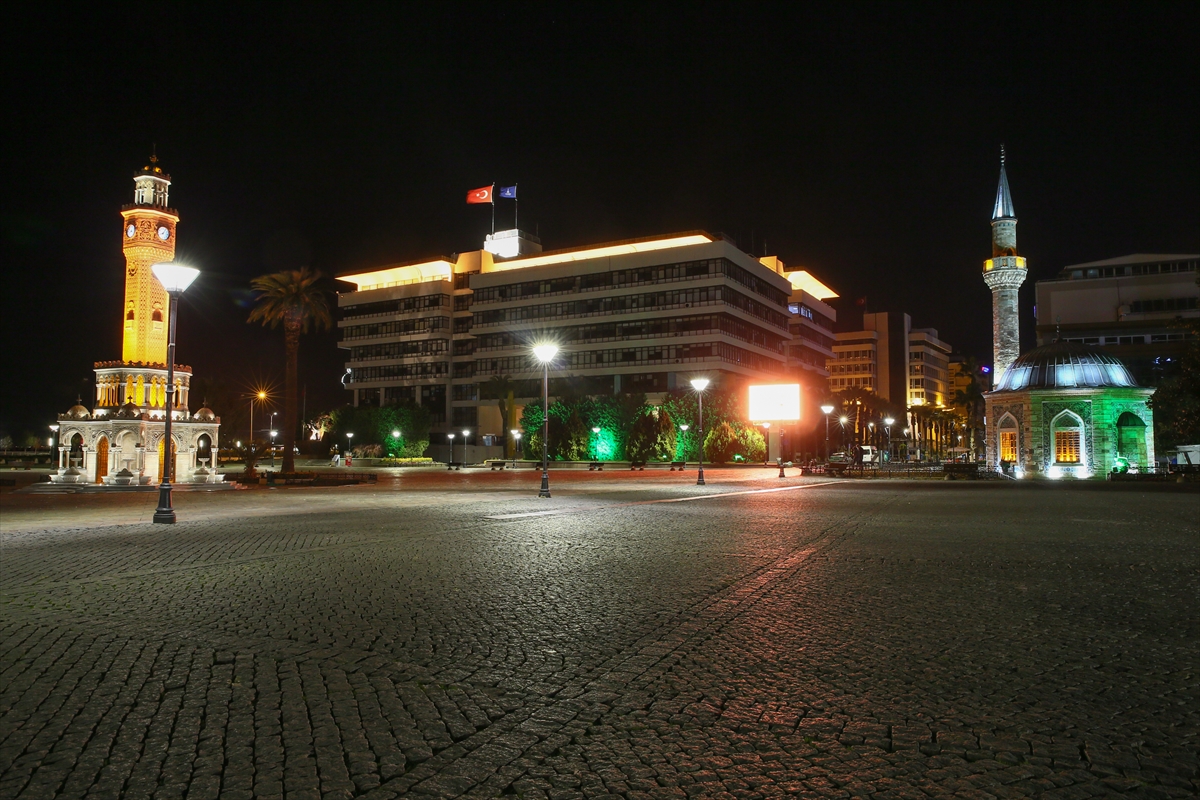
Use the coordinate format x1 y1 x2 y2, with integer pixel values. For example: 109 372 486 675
3 5 1197 442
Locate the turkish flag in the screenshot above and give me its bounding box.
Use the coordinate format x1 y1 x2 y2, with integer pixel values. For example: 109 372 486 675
466 185 493 204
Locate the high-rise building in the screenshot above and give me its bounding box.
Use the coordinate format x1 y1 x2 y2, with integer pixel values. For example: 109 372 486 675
826 312 953 408
1034 253 1198 386
981 148 1027 384
337 231 800 445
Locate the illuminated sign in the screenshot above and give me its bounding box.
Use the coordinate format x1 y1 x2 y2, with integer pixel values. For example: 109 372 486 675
748 384 801 421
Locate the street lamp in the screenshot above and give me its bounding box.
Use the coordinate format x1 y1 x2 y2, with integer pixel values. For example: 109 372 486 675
533 344 559 497
345 432 353 465
883 416 894 464
270 429 278 468
820 404 834 461
447 433 456 470
761 422 771 466
250 390 267 444
690 377 710 485
150 262 199 524
511 429 521 467
462 429 471 467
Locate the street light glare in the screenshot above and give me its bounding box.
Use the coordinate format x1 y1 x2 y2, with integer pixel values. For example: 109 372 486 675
820 404 835 414
150 263 200 293
533 344 559 363
592 427 601 433
884 417 895 425
839 416 848 424
690 377 710 392
392 430 401 438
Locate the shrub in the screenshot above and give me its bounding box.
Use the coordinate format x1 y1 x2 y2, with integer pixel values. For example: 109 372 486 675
704 422 739 463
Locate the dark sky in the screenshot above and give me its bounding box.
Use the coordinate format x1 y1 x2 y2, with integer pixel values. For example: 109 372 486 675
3 4 1198 440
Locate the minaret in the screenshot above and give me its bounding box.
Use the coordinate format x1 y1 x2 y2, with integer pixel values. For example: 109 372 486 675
119 154 179 365
982 146 1027 383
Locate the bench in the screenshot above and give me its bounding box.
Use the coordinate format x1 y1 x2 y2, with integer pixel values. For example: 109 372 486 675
487 460 507 470
630 460 646 471
446 461 462 471
669 461 686 471
588 462 604 471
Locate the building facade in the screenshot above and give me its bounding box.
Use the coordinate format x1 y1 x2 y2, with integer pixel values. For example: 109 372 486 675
53 159 221 486
826 312 953 408
1035 253 1199 386
337 232 801 446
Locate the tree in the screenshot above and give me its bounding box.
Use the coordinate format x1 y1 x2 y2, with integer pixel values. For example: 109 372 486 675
1149 319 1200 450
704 422 739 463
247 268 331 473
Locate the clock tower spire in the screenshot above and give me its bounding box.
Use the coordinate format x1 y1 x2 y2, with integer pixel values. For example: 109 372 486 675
120 154 179 365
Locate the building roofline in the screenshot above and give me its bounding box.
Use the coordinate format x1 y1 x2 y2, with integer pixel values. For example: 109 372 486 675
1061 253 1199 269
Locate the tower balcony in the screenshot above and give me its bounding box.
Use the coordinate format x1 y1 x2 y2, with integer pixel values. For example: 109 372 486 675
983 256 1027 273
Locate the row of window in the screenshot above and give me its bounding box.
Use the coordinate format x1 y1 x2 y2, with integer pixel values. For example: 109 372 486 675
1065 260 1197 280
471 258 788 307
829 363 874 374
791 325 836 349
829 377 873 389
343 315 449 340
834 349 875 360
342 293 449 319
471 340 783 378
350 339 448 361
350 361 449 382
472 285 788 330
1128 297 1198 313
472 313 787 354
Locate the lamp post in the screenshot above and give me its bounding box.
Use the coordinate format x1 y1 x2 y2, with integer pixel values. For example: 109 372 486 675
250 390 266 444
392 429 401 457
270 429 278 468
820 404 834 461
511 429 521 468
150 262 199 524
760 422 771 466
533 344 558 497
690 377 709 485
345 432 353 465
884 416 894 464
462 429 471 467
447 433 456 470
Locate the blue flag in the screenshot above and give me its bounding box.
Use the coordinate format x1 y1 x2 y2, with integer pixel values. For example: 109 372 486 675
498 185 517 199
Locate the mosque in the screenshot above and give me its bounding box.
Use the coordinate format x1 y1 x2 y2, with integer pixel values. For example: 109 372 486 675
52 158 222 486
982 152 1155 477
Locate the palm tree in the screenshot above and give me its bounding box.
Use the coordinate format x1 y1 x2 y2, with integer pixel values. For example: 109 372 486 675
248 268 331 473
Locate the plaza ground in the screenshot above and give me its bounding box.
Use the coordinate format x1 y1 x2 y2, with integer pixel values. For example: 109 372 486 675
1 470 1197 799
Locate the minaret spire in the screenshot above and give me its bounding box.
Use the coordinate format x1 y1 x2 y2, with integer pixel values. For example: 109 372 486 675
982 146 1028 383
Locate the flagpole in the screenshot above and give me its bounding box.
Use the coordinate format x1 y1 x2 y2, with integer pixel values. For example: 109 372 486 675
491 183 495 234
514 183 519 231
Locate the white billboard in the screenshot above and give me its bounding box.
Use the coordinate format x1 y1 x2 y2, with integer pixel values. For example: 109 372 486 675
748 384 801 422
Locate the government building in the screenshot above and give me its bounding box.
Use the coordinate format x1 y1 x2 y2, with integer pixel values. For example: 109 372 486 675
337 231 836 448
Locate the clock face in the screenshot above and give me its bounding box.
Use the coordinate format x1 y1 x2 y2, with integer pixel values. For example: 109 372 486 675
126 224 136 238
157 226 170 241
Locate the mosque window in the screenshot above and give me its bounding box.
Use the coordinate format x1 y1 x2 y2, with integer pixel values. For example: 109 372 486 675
1000 431 1017 462
125 309 134 330
1055 430 1081 463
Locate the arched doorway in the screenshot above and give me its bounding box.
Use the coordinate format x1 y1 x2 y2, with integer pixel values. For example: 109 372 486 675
197 433 212 469
95 436 109 483
69 433 84 470
1116 411 1148 467
157 436 177 482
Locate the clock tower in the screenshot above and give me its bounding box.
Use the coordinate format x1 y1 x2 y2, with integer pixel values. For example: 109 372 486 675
119 155 179 365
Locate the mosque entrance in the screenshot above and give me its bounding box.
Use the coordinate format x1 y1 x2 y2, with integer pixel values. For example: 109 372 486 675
95 436 109 483
1116 412 1148 466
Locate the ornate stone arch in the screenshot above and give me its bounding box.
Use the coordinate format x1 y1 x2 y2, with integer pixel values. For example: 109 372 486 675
995 411 1022 467
1048 407 1089 471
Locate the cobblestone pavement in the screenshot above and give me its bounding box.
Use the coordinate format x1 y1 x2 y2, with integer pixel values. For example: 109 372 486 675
2 473 1197 799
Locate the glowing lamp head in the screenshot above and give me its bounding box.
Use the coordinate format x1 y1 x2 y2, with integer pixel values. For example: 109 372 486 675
49 424 59 432
592 427 601 433
448 433 455 440
680 424 689 431
690 377 710 392
346 432 353 440
462 429 470 437
510 429 520 436
151 263 199 294
392 430 401 438
270 430 277 438
839 416 848 424
884 417 895 426
820 404 835 415
533 344 559 363
257 391 266 400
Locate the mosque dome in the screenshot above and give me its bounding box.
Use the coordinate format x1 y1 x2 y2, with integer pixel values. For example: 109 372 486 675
195 406 216 421
116 401 142 419
993 341 1139 392
65 404 91 420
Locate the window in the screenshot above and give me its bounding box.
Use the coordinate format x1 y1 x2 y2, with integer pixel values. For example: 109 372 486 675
1055 429 1081 463
1000 431 1017 462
